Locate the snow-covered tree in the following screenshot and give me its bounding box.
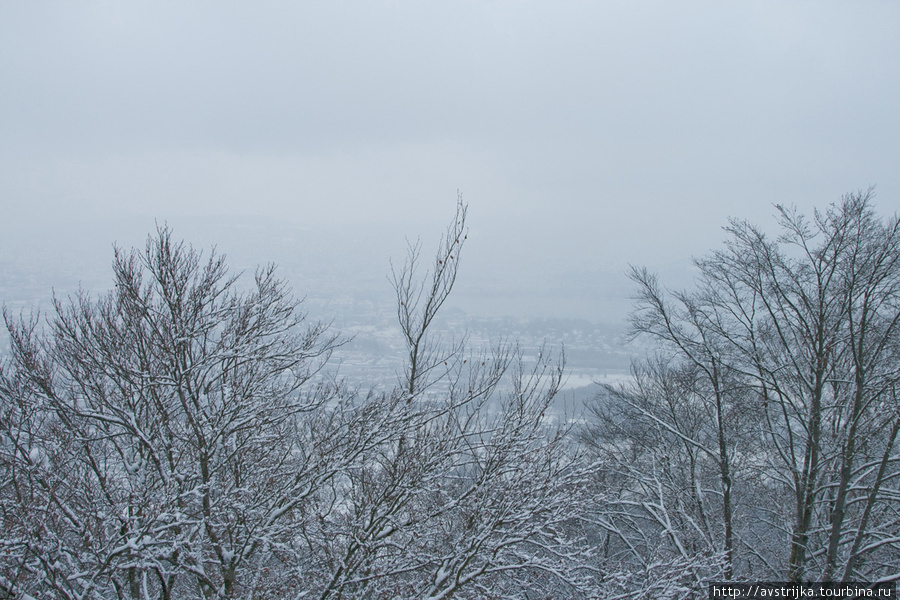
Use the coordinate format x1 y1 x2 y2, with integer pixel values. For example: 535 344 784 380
2 201 597 599
293 201 596 600
1 228 347 599
584 191 900 594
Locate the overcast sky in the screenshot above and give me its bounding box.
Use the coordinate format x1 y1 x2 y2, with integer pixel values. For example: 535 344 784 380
2 1 899 321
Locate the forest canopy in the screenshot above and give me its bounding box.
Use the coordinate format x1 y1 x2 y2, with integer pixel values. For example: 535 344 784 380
2 192 900 599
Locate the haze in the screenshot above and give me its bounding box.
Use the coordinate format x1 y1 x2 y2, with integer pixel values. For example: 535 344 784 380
2 1 899 323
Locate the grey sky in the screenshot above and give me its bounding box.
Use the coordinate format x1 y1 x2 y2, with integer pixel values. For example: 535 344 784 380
2 1 899 321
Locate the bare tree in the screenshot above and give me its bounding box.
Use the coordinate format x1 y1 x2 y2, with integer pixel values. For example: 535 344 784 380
1 227 345 599
624 266 750 582
2 201 597 599
587 191 900 588
304 198 596 600
583 356 745 598
707 191 900 581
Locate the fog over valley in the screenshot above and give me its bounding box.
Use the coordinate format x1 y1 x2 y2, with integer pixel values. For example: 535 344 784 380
2 2 900 598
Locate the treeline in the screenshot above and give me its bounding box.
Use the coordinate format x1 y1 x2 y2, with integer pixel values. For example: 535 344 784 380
1 193 899 599
583 190 900 594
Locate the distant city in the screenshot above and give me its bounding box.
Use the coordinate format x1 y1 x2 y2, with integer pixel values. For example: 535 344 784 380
1 216 653 412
